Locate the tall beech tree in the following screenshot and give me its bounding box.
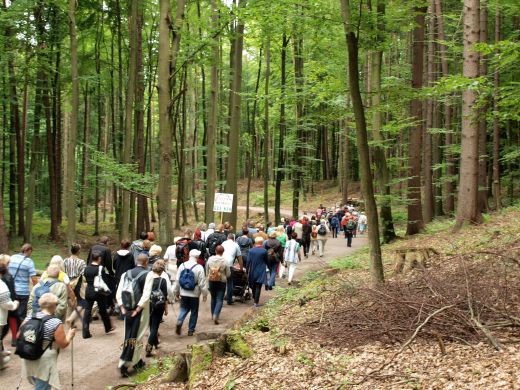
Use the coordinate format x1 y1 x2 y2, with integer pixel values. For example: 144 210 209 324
455 0 482 229
340 0 384 283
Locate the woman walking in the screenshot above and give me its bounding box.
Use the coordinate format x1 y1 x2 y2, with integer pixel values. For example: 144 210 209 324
206 245 230 324
247 237 268 308
20 293 76 390
283 233 302 285
82 252 115 339
146 260 169 357
64 244 87 328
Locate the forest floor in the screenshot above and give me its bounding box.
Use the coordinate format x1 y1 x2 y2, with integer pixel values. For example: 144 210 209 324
0 205 367 390
134 204 520 390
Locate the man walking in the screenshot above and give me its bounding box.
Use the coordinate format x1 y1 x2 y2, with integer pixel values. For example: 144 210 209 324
174 249 207 336
8 244 38 336
222 234 243 305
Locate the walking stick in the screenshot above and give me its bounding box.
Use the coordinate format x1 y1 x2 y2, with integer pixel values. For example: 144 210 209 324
71 325 75 389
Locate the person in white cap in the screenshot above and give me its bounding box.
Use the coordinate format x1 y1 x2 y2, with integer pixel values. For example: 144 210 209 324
173 249 207 336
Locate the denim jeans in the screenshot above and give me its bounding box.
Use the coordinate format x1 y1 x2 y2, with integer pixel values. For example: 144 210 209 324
177 296 200 332
267 261 279 288
208 281 226 318
226 271 234 304
33 377 51 390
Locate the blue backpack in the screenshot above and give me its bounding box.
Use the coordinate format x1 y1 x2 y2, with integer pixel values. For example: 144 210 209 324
331 217 339 227
179 264 198 290
32 280 57 314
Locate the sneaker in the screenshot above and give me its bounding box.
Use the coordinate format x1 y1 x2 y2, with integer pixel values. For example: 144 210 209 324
2 356 11 365
187 331 194 336
175 323 182 335
83 333 92 339
214 318 219 325
145 344 153 358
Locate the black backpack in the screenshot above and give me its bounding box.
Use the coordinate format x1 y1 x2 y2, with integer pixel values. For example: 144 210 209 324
121 269 148 310
318 225 327 236
175 239 190 264
265 239 280 264
15 315 55 360
207 233 225 256
150 278 166 310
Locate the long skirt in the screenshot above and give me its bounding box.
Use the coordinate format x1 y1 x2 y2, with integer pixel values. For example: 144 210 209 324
119 305 150 368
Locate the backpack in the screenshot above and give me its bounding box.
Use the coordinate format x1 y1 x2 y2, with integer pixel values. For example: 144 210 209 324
208 261 224 282
32 280 57 314
236 236 252 254
150 278 166 310
121 269 148 310
207 233 225 256
318 225 327 236
331 217 339 227
179 264 198 290
347 219 355 230
15 315 54 360
175 239 190 263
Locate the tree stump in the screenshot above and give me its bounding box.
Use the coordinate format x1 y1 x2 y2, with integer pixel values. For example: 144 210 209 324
393 247 439 274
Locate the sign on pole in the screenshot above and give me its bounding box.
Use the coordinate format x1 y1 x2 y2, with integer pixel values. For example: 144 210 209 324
213 193 234 213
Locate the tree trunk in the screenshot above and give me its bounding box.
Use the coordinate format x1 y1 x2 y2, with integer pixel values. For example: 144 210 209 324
121 0 139 240
406 5 427 235
477 0 489 212
205 0 219 224
370 1 396 243
263 35 271 222
44 75 59 240
0 190 7 253
492 7 501 210
341 119 350 205
292 31 304 219
434 0 455 214
26 79 43 243
80 84 90 224
158 0 186 245
455 0 482 229
340 0 384 283
224 0 246 229
66 0 79 243
275 34 289 224
423 3 435 223
135 3 146 236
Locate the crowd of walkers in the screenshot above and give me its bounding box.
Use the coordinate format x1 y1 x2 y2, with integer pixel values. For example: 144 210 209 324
0 203 365 387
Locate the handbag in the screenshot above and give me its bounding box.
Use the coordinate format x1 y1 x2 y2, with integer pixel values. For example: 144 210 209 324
93 265 111 295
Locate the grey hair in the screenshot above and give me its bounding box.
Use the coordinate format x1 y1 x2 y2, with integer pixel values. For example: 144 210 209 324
39 292 58 311
136 253 149 266
46 264 60 279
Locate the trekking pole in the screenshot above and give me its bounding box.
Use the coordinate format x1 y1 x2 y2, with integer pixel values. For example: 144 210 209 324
71 326 75 389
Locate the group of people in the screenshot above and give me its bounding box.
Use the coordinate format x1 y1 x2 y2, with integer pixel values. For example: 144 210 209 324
0 203 367 387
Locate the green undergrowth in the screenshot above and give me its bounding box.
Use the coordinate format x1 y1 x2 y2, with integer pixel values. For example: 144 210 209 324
130 355 177 385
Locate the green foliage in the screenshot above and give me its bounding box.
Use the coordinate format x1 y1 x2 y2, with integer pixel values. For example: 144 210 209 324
90 149 158 197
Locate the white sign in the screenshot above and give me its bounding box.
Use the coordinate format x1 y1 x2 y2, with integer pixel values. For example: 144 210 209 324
213 193 234 213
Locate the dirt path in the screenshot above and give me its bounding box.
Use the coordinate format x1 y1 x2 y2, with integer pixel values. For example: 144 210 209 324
0 231 367 390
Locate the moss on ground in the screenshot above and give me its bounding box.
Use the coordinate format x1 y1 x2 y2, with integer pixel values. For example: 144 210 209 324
189 344 214 387
226 331 253 359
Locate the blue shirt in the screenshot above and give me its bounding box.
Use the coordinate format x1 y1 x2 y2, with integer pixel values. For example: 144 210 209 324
247 247 268 286
8 253 36 296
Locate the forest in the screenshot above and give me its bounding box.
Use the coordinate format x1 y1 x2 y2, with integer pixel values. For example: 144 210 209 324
0 0 519 282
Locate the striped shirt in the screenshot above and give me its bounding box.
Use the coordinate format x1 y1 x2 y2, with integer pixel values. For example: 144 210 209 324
34 311 62 348
63 256 86 279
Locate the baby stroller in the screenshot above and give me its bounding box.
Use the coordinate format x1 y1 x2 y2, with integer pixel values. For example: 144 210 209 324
232 267 252 303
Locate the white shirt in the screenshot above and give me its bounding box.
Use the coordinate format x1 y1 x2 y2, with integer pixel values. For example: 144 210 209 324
222 240 242 267
173 258 208 298
203 229 215 242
